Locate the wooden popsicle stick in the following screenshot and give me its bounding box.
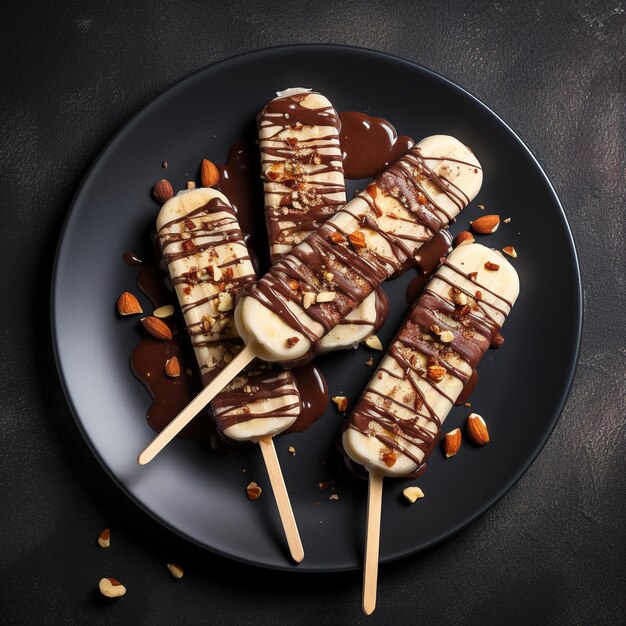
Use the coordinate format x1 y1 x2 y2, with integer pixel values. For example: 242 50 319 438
259 436 304 564
362 471 384 616
137 346 256 465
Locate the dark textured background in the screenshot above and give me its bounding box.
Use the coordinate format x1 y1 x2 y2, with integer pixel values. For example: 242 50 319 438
1 1 624 623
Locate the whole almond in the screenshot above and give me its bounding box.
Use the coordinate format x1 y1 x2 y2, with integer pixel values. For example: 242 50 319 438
466 413 490 445
141 316 173 340
153 179 174 204
470 214 500 234
165 356 181 378
117 291 143 316
200 159 220 187
443 428 462 458
454 231 475 247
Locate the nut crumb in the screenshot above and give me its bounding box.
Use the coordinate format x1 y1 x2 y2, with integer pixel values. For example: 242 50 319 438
99 578 126 598
365 334 383 350
286 336 300 348
402 486 425 503
439 330 454 343
328 494 339 501
153 304 174 318
166 563 184 579
331 396 348 412
97 528 110 549
348 230 367 248
427 364 447 382
365 357 374 366
318 482 331 490
246 481 262 501
288 446 296 456
503 217 512 223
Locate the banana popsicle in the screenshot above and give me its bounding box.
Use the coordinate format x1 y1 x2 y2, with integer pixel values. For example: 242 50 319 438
343 243 520 476
156 187 300 442
258 88 388 353
236 134 483 363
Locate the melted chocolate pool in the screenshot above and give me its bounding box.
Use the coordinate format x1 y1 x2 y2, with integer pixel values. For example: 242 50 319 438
339 111 414 179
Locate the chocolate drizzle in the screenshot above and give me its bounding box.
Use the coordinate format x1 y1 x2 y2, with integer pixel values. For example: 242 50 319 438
245 144 480 361
345 251 514 477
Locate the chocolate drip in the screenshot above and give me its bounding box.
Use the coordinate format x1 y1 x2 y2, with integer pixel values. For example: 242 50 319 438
122 251 142 267
245 144 478 362
287 364 329 433
339 111 414 179
346 257 512 476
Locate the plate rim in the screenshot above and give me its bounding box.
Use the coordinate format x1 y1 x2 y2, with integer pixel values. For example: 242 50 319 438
50 43 583 573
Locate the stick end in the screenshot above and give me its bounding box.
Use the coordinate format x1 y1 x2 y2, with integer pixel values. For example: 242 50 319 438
137 450 151 466
362 598 376 616
291 547 305 564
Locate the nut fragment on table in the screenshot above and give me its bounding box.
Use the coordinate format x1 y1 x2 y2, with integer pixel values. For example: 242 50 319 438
99 577 126 598
454 230 475 247
167 563 184 579
153 304 174 318
365 334 383 350
402 486 425 503
97 528 110 548
332 396 349 412
246 481 262 501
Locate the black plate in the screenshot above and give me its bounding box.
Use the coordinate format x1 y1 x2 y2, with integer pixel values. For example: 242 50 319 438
51 45 582 572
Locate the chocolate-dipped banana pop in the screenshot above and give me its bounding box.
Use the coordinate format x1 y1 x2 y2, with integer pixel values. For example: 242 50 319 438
346 243 520 614
258 88 388 353
151 186 304 562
